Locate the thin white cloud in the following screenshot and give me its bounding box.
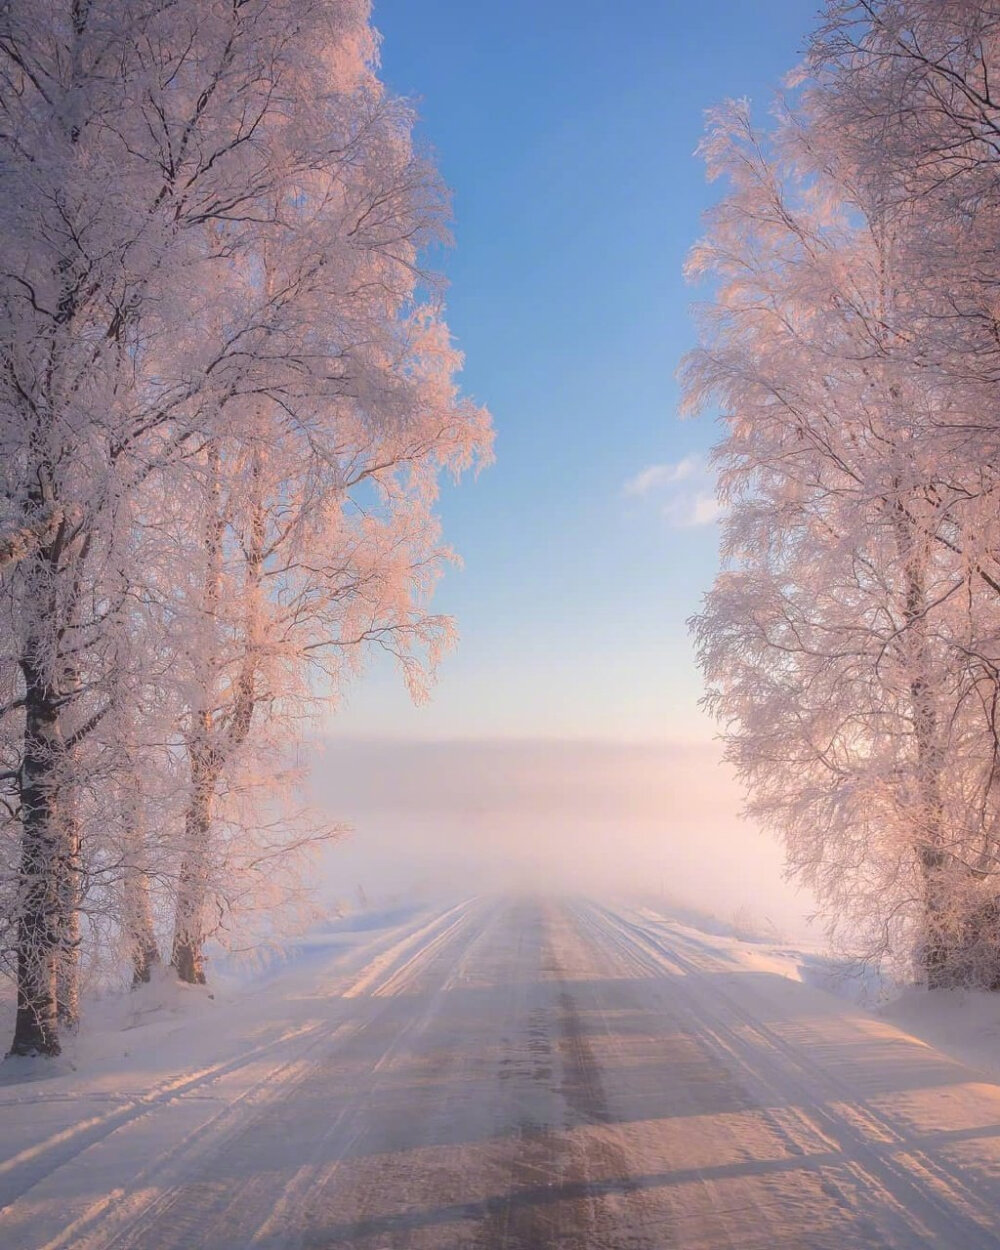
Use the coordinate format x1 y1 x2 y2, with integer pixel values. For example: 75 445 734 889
623 455 699 496
624 455 724 528
666 491 724 529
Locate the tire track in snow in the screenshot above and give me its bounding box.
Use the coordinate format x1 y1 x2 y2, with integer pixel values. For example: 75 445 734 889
580 900 1000 1250
54 899 488 1250
345 898 481 1000
475 901 657 1250
0 1017 334 1211
0 900 480 1250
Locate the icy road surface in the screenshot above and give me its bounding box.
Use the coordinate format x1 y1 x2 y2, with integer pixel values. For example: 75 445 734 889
5 899 1000 1248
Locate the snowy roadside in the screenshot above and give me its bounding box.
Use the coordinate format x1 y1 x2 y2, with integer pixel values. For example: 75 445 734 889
634 897 1000 1087
0 897 482 1250
0 898 430 1104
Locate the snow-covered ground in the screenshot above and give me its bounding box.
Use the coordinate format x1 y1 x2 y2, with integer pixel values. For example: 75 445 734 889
4 896 1000 1247
636 898 1000 1087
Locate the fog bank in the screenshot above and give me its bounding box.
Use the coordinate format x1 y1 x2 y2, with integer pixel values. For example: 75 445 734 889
309 737 815 936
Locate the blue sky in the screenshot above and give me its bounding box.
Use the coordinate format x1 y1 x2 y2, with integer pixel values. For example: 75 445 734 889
332 0 819 744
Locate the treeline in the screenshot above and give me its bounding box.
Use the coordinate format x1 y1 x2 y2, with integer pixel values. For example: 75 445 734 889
0 1 490 1057
688 0 1000 985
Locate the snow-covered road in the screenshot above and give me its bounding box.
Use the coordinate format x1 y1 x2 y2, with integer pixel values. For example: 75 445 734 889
5 897 1000 1248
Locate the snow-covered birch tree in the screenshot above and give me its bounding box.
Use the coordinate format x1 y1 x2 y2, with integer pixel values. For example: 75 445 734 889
0 0 490 1056
685 97 1000 980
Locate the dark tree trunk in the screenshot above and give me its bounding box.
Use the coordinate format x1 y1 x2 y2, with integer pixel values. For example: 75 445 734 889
10 4 98 1053
10 659 64 1057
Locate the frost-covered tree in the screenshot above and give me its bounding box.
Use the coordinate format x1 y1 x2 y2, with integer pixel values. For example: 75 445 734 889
804 1 1000 976
0 1 490 1055
166 344 486 985
685 98 1000 980
807 2 1000 539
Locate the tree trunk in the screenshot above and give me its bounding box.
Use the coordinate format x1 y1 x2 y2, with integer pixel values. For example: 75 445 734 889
130 920 161 986
893 506 952 986
10 659 64 1057
169 438 264 987
170 750 216 985
913 658 951 986
55 801 81 1028
55 897 80 1027
123 834 160 986
12 7 91 1052
119 780 160 985
919 846 952 989
169 442 223 987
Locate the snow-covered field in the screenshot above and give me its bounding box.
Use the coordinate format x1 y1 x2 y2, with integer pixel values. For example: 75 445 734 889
4 896 1000 1247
